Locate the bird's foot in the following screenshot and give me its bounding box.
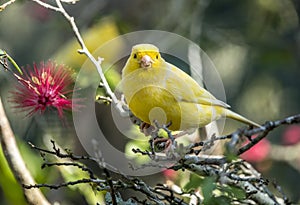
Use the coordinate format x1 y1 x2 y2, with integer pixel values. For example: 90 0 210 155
152 137 172 152
139 122 156 136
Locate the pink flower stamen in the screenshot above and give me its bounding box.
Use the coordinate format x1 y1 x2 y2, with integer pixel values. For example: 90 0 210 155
10 61 74 118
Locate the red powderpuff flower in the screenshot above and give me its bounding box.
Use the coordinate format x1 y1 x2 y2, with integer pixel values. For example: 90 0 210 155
11 61 74 118
282 125 300 145
240 137 271 163
163 169 178 181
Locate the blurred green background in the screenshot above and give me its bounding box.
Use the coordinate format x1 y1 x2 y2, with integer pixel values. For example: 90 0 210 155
0 0 300 204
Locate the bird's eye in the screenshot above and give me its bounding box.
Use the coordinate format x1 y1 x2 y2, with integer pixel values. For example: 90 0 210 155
133 53 137 59
156 54 159 59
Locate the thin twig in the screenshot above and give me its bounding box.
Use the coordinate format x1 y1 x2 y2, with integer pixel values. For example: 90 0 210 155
31 0 60 11
237 114 300 155
23 178 107 189
0 0 16 11
28 140 97 161
27 141 190 204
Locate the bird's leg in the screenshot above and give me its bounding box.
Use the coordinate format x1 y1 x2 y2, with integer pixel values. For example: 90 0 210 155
159 128 197 152
151 121 178 152
136 119 187 152
153 137 171 152
128 110 156 136
140 122 156 136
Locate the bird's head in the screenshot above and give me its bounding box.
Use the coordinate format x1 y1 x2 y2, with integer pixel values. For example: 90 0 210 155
123 44 164 75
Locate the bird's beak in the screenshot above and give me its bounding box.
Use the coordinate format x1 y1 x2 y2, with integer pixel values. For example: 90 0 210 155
140 55 153 68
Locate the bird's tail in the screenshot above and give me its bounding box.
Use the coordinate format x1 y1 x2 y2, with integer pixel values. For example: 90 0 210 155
225 109 261 127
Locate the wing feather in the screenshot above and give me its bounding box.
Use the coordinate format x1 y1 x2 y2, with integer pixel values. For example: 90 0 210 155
165 62 230 108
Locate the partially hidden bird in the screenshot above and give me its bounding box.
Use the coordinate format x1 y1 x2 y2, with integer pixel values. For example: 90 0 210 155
121 44 260 132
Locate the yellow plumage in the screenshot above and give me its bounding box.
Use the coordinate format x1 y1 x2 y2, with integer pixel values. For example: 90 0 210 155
121 44 260 131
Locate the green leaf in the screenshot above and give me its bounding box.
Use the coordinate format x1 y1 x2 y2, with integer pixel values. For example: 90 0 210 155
183 173 204 192
224 143 239 162
0 142 27 205
0 49 23 75
6 53 23 75
202 176 217 204
207 196 231 205
221 185 246 200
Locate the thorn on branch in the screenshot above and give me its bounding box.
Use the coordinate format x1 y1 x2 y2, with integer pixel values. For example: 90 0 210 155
97 57 104 64
77 49 84 54
96 95 112 104
98 81 104 88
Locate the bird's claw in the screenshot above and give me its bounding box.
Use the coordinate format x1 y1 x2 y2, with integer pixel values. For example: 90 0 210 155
139 122 155 136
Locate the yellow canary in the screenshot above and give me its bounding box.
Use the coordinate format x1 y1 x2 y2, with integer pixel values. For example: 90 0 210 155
121 44 260 131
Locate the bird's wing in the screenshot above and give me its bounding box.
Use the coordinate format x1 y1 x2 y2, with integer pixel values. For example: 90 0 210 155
166 63 230 108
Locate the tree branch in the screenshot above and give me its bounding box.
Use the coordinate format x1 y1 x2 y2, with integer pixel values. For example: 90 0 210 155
133 114 300 205
0 97 51 205
237 114 300 155
175 156 285 205
26 141 191 205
